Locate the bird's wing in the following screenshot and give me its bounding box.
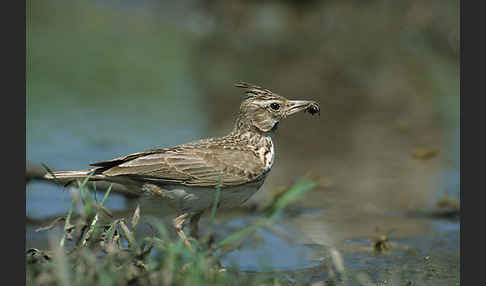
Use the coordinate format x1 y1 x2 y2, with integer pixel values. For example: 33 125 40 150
90 150 162 168
91 145 265 187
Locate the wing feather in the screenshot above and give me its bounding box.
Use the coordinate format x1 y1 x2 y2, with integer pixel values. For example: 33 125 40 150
96 144 265 187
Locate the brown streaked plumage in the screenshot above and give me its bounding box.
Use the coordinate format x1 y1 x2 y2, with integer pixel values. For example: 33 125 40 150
45 82 320 248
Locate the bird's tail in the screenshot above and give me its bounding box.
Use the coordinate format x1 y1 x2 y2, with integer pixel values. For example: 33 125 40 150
44 169 99 184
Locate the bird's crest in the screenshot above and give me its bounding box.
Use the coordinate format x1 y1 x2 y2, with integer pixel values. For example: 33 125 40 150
234 82 276 100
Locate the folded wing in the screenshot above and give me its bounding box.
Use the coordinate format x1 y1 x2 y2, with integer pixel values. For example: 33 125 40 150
90 144 264 187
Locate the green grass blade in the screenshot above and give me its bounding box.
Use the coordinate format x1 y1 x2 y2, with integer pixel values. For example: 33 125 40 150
209 174 223 225
60 199 75 248
40 163 62 185
92 181 98 204
218 178 318 248
267 178 318 219
100 184 113 207
78 171 94 190
216 222 262 248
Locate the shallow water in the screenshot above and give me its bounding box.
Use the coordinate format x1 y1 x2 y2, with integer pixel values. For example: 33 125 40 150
26 1 459 284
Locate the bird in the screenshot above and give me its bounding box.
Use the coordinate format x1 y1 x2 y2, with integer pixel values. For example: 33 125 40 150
44 82 320 248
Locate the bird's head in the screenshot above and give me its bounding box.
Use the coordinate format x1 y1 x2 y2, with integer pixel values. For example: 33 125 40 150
234 82 320 134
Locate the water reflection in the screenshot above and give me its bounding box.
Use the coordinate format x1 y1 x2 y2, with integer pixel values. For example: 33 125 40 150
26 182 127 219
219 218 321 271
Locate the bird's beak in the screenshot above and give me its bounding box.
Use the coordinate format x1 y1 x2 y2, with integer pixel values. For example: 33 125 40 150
285 100 320 117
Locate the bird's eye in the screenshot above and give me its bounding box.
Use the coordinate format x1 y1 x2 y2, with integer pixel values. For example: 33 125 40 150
270 103 280 110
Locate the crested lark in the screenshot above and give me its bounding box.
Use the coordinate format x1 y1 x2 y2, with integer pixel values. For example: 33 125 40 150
44 82 320 248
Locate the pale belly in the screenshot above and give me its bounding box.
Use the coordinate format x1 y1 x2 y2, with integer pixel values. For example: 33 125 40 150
141 180 265 214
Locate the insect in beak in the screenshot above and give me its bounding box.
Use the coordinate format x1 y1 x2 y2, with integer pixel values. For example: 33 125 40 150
286 100 320 116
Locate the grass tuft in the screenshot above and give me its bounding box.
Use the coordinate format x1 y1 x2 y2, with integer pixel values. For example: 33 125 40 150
27 178 320 286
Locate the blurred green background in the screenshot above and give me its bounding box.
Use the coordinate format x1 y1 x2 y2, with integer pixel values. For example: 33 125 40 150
26 0 459 281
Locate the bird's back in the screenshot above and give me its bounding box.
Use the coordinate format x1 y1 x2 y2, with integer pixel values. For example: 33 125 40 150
90 133 273 189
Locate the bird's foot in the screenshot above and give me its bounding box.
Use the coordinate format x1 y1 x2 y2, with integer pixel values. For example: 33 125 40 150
173 213 193 250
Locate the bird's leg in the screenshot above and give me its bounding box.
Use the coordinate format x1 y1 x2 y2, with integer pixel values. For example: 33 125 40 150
189 211 204 240
173 213 192 249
